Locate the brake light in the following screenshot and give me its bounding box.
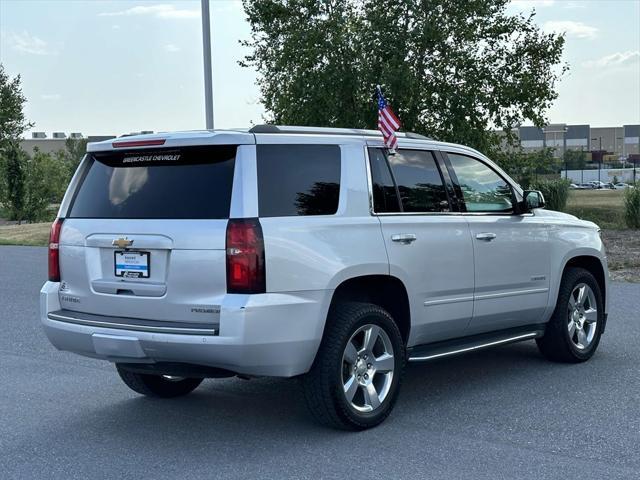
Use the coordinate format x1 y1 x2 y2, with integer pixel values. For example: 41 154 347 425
226 218 266 294
48 218 64 282
112 139 166 148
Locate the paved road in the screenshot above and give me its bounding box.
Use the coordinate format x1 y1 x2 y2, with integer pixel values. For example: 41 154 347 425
1 246 639 479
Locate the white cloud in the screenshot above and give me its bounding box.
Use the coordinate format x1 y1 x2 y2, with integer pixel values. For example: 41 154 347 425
41 94 61 100
164 44 181 53
99 4 199 20
583 50 640 68
3 31 54 55
543 20 598 38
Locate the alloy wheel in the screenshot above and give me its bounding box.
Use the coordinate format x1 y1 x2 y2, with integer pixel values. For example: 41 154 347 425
341 324 395 413
567 283 598 350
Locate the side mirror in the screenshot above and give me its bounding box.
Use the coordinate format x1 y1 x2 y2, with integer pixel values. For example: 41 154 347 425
522 190 546 212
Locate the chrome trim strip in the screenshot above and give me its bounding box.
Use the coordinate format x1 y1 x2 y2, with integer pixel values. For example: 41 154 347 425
373 211 533 217
474 287 549 301
47 313 217 336
408 332 538 362
423 295 474 307
423 288 547 307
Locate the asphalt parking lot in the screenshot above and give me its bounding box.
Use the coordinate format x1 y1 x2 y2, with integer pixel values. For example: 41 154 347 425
1 246 639 480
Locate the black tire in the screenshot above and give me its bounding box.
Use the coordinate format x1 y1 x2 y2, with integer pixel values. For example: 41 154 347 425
302 302 405 430
116 364 203 398
536 267 604 363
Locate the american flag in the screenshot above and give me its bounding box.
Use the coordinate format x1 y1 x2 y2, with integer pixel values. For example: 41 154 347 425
376 86 401 149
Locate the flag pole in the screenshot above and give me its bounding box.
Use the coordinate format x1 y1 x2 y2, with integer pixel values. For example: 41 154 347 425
201 0 214 130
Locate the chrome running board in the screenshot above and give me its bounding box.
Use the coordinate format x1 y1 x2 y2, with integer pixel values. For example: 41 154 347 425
408 326 544 362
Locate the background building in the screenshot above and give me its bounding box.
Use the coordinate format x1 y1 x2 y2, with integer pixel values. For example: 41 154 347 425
511 123 639 161
20 132 117 155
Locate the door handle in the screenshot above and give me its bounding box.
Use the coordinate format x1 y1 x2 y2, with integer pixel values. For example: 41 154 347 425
391 234 417 244
475 232 497 241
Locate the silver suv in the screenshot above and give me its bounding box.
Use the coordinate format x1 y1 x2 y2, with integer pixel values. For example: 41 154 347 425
41 125 609 430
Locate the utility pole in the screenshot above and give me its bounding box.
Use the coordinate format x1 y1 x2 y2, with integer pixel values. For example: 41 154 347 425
201 0 214 129
592 136 602 183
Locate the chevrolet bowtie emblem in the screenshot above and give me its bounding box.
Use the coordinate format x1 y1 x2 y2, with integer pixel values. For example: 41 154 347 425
112 237 133 249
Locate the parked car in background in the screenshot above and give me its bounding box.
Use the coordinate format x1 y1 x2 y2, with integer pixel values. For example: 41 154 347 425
578 183 595 189
614 182 633 189
40 126 610 430
604 183 616 190
569 183 579 190
588 181 608 190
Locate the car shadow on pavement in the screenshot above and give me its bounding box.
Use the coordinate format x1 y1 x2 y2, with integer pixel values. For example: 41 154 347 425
60 340 582 442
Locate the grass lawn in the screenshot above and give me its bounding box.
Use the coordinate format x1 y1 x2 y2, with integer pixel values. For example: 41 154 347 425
565 189 626 229
0 222 51 246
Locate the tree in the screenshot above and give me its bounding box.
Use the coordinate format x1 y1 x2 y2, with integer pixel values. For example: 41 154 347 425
23 147 68 222
2 141 26 221
242 0 566 156
62 137 88 175
563 149 586 170
0 64 33 146
1 64 33 217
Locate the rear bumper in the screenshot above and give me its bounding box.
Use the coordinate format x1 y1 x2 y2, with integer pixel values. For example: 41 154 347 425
40 282 330 377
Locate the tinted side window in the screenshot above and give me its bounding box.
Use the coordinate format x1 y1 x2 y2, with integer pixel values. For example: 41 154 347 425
447 153 513 213
387 150 449 212
68 146 236 219
257 144 341 217
368 148 401 213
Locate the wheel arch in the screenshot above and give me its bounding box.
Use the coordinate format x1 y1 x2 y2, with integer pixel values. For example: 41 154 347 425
326 275 411 344
559 254 607 311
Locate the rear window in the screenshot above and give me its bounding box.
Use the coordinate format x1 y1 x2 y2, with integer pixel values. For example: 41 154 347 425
68 146 236 219
257 144 341 217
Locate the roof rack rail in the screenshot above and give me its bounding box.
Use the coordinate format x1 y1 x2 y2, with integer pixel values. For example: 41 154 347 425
248 124 432 140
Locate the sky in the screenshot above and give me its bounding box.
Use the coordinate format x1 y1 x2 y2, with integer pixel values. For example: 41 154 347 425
0 0 639 138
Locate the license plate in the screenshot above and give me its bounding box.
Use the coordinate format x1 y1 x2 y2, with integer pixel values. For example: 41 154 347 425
114 251 150 278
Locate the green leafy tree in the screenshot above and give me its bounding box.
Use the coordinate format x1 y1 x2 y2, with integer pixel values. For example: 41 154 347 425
242 0 566 156
23 147 68 222
62 137 88 176
0 64 33 145
563 149 587 170
1 64 33 217
2 141 27 221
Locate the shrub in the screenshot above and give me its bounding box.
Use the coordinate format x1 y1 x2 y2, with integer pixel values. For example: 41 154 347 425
529 178 571 212
625 185 640 229
22 149 68 222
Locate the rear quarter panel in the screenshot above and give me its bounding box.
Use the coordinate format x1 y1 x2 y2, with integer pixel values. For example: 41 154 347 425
259 143 389 293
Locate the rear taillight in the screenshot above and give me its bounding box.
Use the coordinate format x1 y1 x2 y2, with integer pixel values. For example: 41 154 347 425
226 218 266 294
48 218 64 282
